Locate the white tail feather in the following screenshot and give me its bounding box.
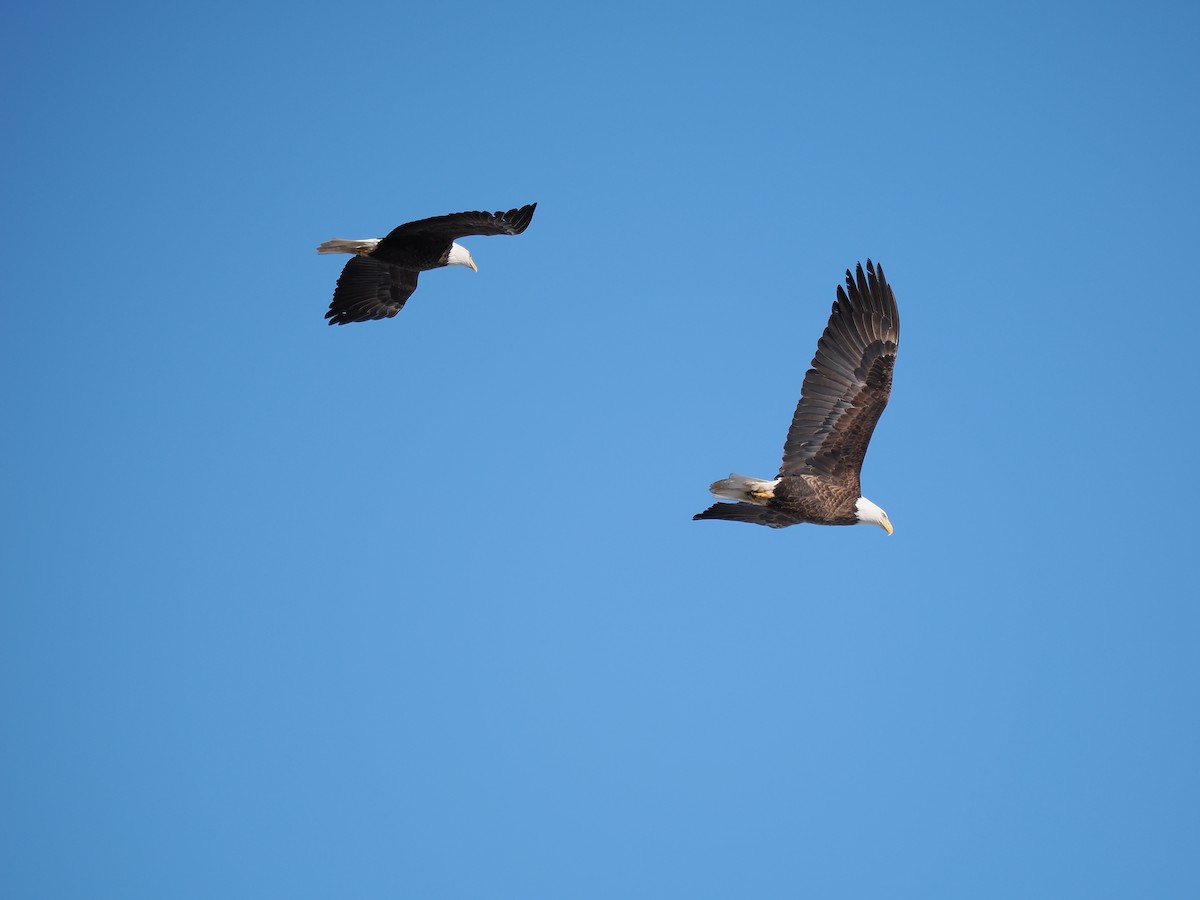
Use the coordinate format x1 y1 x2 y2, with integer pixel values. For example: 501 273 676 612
316 238 381 255
708 473 779 503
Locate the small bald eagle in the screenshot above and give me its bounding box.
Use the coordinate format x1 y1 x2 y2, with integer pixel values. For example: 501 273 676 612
317 203 536 325
694 260 899 533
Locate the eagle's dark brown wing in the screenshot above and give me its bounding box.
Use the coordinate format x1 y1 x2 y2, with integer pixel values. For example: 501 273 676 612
382 204 537 241
325 257 420 325
692 501 799 528
778 260 899 480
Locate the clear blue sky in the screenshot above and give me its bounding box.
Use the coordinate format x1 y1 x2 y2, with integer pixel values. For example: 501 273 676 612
4 1 1199 897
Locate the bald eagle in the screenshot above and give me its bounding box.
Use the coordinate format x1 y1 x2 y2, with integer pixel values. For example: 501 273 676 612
694 260 899 533
317 203 536 325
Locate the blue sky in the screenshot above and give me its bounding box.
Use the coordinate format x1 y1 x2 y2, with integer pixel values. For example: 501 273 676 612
4 1 1199 897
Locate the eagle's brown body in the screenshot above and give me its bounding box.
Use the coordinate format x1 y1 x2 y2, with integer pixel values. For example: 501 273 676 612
694 260 898 530
372 235 463 271
773 477 863 527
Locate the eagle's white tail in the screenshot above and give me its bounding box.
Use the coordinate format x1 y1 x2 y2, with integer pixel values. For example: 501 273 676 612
708 473 779 503
316 238 382 256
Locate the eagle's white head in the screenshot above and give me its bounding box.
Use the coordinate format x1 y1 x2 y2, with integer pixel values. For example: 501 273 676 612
447 242 478 272
855 497 894 535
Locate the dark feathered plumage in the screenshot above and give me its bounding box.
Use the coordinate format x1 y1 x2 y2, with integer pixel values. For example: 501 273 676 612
317 204 537 325
693 260 899 532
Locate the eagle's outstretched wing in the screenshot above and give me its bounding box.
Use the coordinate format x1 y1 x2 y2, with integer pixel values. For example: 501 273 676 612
325 257 419 325
778 260 899 481
383 204 537 241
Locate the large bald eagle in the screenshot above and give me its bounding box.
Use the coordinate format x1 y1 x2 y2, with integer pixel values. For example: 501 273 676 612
694 260 899 533
317 203 536 325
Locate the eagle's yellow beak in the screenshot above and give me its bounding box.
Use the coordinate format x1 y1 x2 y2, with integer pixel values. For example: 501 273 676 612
467 259 478 273
883 519 894 536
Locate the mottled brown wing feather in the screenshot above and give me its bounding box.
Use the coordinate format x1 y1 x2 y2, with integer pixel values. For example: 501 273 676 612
382 203 537 241
778 260 899 480
325 257 420 326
